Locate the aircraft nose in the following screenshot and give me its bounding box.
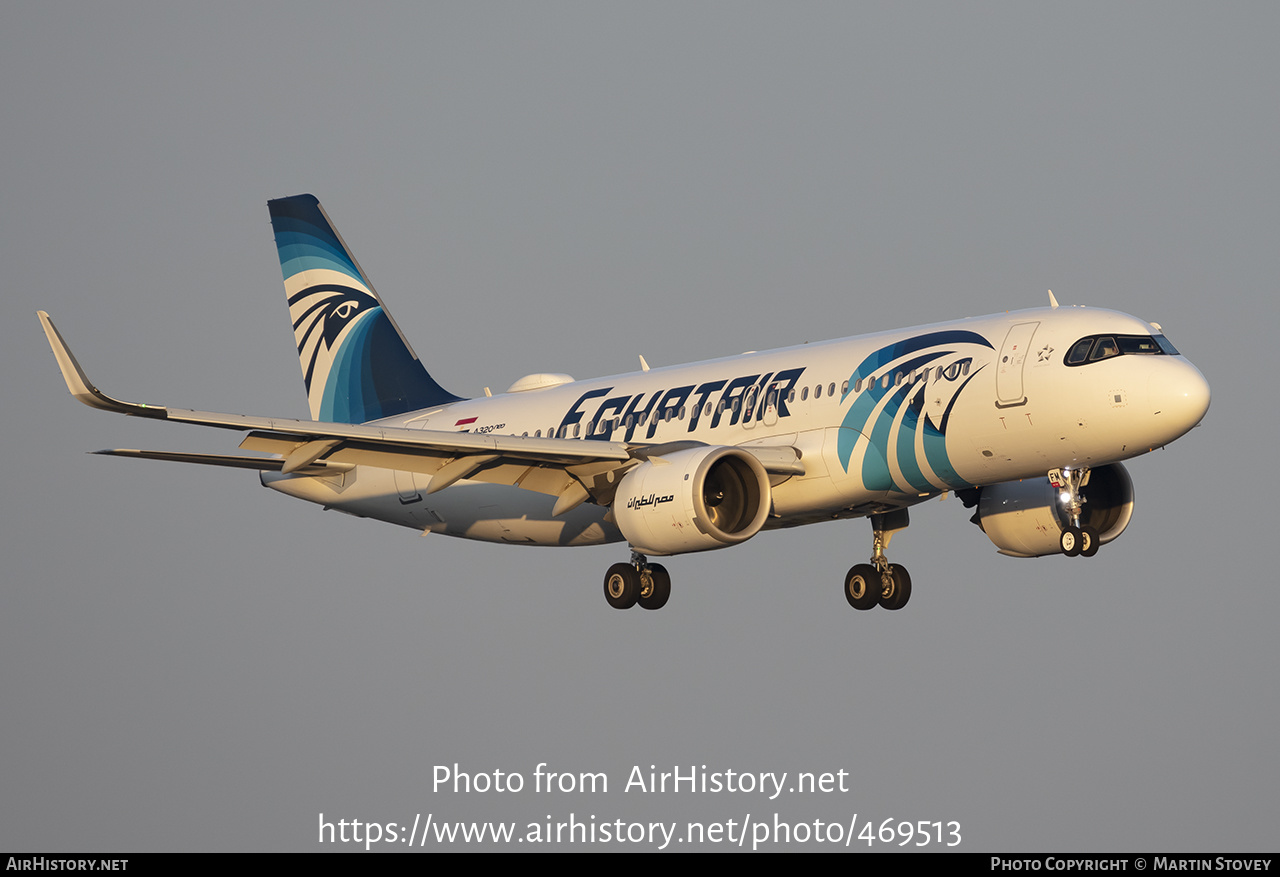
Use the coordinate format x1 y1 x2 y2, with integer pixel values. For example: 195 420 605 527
1149 359 1210 437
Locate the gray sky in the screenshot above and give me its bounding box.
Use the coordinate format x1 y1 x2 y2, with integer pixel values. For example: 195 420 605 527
2 2 1276 852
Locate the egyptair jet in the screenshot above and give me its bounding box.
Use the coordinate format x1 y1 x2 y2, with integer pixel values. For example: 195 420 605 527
38 194 1210 611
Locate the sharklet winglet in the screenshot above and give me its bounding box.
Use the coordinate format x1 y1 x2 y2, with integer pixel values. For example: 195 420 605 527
38 311 168 418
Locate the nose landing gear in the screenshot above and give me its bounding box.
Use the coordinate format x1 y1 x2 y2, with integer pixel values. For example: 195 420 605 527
1050 467 1100 557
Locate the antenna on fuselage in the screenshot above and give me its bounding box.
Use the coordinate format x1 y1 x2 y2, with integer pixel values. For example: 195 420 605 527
1047 289 1060 309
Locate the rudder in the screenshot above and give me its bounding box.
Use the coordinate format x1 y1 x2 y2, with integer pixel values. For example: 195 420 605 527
268 194 463 422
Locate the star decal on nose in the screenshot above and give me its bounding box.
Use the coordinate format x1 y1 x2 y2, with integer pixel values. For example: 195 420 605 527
1037 345 1055 362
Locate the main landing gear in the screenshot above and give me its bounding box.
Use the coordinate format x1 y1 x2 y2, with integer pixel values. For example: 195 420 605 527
1050 466 1099 557
844 509 912 611
604 550 671 611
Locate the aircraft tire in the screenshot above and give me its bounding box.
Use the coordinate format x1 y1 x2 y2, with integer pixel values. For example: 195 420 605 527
1080 525 1100 557
638 564 671 611
604 563 640 609
844 564 880 610
880 564 912 610
1060 527 1083 557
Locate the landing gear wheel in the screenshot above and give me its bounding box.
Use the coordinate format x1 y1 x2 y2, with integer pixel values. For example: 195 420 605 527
844 563 880 610
1060 527 1083 557
638 564 671 610
604 563 640 609
1080 525 1100 557
880 564 912 610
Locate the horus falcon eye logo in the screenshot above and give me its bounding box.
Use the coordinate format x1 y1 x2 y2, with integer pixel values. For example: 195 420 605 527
837 329 995 493
288 283 380 384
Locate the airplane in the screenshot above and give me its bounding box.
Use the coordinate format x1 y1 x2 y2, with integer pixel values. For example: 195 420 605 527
38 194 1211 612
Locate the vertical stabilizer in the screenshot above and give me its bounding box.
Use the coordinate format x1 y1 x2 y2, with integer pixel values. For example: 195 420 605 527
268 194 462 422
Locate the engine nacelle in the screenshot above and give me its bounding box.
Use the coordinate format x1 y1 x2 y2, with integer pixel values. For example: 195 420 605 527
613 446 772 556
971 463 1135 557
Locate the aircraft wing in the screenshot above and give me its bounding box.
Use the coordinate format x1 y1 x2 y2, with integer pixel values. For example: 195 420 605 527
39 310 631 461
40 311 803 511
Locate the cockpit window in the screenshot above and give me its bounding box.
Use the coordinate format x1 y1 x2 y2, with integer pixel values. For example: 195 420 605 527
1117 336 1161 355
1064 333 1179 367
1090 336 1120 361
1067 338 1094 365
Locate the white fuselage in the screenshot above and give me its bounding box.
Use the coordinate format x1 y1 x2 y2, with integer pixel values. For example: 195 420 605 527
261 305 1209 548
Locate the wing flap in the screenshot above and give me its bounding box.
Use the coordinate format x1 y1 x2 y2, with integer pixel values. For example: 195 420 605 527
92 449 350 475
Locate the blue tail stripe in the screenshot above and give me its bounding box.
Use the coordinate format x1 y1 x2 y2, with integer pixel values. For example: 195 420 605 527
320 310 371 422
269 196 366 284
272 225 365 286
269 194 465 422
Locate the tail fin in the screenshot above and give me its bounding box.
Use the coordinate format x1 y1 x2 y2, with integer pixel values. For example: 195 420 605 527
268 194 463 423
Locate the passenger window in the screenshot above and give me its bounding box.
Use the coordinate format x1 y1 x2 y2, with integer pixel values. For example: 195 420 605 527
814 384 822 399
828 382 836 396
841 380 849 394
801 386 809 401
